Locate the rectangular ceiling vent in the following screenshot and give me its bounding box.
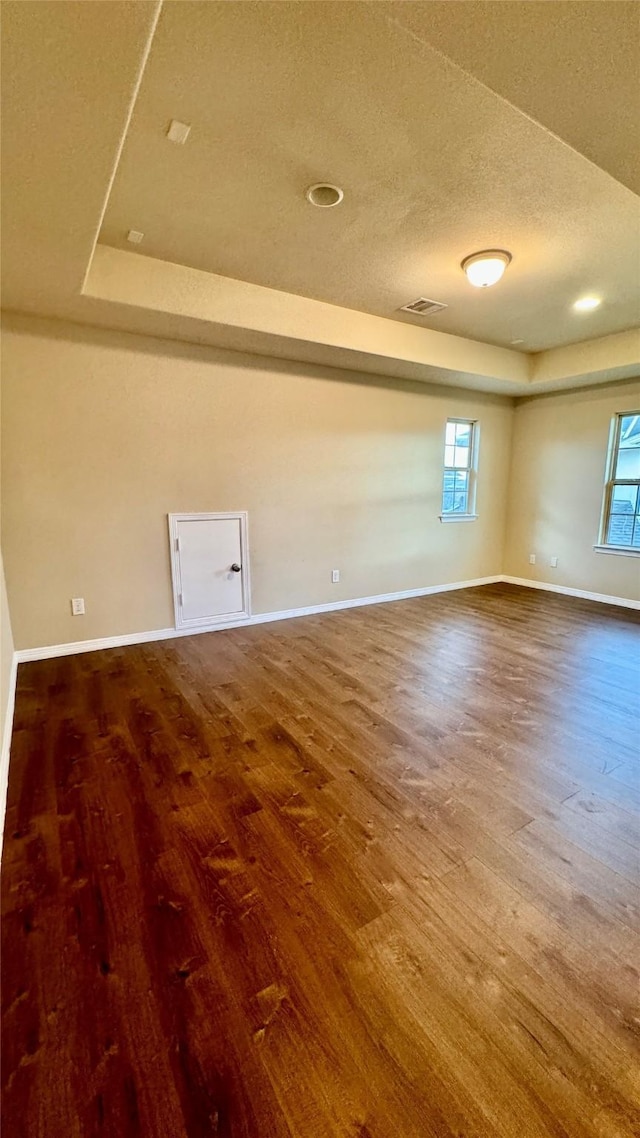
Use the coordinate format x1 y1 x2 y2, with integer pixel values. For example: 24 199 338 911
399 297 448 316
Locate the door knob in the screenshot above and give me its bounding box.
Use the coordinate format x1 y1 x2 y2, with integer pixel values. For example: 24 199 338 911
230 563 242 572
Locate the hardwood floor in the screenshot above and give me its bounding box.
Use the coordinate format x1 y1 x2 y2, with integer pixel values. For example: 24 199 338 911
2 582 639 1137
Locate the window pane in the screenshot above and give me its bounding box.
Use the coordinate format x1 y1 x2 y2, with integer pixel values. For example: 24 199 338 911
607 511 634 546
618 415 640 448
611 484 638 513
633 515 640 549
453 470 469 512
443 419 474 515
615 449 640 480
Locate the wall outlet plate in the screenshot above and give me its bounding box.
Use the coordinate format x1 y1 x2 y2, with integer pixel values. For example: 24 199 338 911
71 597 85 615
529 554 536 565
332 569 340 583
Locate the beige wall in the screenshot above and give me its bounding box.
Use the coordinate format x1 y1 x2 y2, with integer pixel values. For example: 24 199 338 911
0 551 15 848
1 314 514 650
2 314 636 656
1 553 16 792
505 380 640 601
0 554 14 729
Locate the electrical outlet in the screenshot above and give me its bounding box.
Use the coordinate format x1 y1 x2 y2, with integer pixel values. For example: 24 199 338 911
528 554 536 565
332 569 340 583
71 597 85 616
550 556 558 568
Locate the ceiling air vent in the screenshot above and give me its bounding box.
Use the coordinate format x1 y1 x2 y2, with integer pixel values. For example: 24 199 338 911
399 297 448 316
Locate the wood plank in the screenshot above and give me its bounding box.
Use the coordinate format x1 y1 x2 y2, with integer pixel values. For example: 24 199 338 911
2 583 639 1136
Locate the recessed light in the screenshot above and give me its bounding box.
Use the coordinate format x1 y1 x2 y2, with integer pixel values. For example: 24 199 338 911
127 229 144 245
306 183 344 208
166 119 191 145
461 249 512 288
573 296 601 311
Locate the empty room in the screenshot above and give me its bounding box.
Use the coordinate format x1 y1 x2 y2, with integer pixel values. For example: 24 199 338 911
1 2 639 1135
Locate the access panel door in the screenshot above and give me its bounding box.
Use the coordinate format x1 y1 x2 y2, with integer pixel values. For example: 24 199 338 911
169 512 250 629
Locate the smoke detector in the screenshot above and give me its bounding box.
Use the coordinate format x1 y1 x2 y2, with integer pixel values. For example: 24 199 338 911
166 119 191 145
399 297 448 316
306 183 344 208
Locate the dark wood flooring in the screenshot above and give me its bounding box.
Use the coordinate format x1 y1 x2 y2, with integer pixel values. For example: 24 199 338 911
2 583 639 1137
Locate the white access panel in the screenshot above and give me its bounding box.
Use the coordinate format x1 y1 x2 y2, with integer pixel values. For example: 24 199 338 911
168 512 250 630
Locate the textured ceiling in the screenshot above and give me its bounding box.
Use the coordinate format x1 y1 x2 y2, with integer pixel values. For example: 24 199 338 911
383 0 640 197
1 0 638 396
99 0 640 352
0 0 160 316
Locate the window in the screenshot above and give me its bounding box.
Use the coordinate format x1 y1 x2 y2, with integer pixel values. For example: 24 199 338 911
599 412 640 552
440 418 477 520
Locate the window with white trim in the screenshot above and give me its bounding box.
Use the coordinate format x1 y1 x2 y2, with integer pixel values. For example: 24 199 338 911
440 418 477 519
600 412 640 550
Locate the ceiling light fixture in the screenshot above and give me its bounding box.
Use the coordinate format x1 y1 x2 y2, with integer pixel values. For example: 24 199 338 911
306 183 344 208
461 249 512 288
127 229 144 245
573 296 601 311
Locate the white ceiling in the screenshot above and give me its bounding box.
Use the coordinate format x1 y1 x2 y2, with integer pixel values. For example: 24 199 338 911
382 1 640 197
99 0 640 353
1 1 639 396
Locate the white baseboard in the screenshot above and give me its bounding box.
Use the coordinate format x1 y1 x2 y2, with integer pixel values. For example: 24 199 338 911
502 575 640 610
3 576 499 845
3 572 638 845
13 573 639 664
0 652 18 856
15 575 503 663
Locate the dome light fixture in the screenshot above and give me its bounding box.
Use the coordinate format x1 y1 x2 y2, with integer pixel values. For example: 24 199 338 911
573 296 601 312
461 249 512 288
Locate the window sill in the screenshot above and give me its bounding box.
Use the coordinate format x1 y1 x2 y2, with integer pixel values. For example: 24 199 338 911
439 514 478 524
593 544 640 558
